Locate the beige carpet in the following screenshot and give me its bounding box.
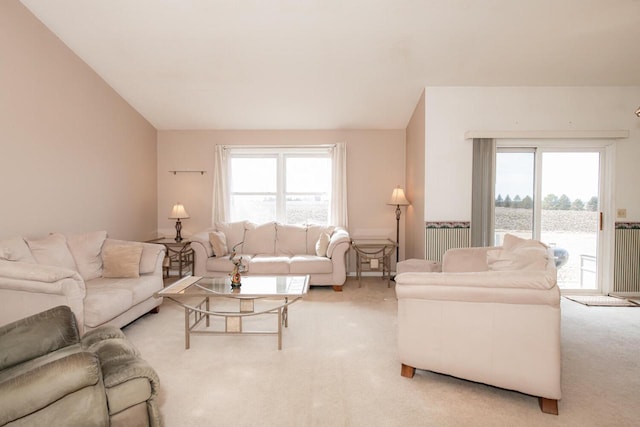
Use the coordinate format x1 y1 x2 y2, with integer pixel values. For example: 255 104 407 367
123 277 640 427
564 295 639 307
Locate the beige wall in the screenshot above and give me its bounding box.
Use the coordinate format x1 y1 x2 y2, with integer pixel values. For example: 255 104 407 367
424 86 640 222
404 90 426 260
157 130 406 271
0 1 158 241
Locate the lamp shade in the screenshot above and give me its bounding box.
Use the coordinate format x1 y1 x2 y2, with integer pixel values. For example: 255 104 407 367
169 203 190 219
387 186 410 206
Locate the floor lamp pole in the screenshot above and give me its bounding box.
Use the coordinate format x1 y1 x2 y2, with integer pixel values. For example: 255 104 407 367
395 204 401 263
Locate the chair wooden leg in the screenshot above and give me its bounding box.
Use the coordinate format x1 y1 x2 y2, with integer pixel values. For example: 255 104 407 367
539 397 558 415
332 285 343 292
149 306 160 314
401 364 416 378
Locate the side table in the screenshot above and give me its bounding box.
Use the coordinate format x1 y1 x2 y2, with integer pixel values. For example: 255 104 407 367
147 238 194 278
351 238 397 287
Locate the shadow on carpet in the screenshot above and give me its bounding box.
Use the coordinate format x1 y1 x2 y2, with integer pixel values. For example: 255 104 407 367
564 295 640 307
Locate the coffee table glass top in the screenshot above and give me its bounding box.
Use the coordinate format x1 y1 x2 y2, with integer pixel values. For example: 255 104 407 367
158 275 309 298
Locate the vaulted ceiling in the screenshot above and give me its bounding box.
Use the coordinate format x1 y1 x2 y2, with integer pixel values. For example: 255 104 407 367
20 0 640 130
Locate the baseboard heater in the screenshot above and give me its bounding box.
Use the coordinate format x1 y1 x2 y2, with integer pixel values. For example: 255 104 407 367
425 222 471 262
613 223 640 294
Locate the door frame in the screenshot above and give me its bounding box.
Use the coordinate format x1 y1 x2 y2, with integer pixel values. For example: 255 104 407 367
496 139 616 295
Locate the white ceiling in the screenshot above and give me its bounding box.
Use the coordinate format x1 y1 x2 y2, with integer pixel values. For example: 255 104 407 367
20 0 640 130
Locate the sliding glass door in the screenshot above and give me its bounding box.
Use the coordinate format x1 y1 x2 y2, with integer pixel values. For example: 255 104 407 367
495 147 603 291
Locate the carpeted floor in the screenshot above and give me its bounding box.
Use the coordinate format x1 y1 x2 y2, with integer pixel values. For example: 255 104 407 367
123 277 640 427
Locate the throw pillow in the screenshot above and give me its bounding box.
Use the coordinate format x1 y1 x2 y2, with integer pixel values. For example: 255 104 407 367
102 244 143 278
306 224 335 254
65 231 108 281
488 234 549 271
26 233 77 271
315 232 331 257
209 231 228 257
0 236 37 263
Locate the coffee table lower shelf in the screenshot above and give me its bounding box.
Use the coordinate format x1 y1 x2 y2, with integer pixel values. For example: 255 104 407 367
177 295 297 350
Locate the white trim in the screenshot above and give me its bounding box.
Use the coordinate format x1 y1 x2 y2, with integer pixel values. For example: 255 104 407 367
222 145 334 154
465 130 629 140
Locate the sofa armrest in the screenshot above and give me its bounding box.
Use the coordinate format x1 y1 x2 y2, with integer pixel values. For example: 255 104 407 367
0 306 80 371
0 351 104 425
0 260 86 318
327 228 350 258
94 337 162 426
190 231 214 277
0 260 84 288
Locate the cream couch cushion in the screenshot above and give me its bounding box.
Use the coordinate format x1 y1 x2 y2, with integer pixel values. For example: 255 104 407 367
26 233 77 271
243 222 276 254
276 224 307 255
0 237 36 263
248 255 290 274
215 221 247 251
66 231 108 281
289 255 332 274
83 283 134 328
206 254 252 273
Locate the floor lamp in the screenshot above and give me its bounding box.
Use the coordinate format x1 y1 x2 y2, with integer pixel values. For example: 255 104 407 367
387 186 410 263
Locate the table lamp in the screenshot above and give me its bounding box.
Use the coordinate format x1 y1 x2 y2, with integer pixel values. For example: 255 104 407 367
387 186 410 263
169 203 190 242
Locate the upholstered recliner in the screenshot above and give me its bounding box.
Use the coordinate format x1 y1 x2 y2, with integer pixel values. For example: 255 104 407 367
0 306 162 426
395 234 561 414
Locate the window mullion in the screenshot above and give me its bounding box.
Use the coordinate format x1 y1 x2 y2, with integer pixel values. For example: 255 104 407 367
277 153 286 222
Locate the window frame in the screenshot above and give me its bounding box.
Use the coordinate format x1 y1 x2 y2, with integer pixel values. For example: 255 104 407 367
227 146 332 225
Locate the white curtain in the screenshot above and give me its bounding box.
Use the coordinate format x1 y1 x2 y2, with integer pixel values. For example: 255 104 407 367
212 145 229 225
329 142 348 228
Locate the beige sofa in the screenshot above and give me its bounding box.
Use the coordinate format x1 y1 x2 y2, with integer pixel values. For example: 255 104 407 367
190 221 351 291
0 231 165 334
395 234 561 414
0 305 161 426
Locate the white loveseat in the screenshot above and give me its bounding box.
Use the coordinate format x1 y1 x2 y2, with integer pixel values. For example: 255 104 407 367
190 221 351 291
395 234 561 414
0 231 165 334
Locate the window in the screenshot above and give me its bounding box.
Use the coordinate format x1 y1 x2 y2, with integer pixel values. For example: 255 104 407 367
228 148 331 224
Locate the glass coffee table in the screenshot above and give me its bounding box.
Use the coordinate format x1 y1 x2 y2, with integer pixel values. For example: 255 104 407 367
155 275 309 350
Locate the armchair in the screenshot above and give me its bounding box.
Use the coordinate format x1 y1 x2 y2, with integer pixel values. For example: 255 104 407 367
0 306 162 426
395 235 561 414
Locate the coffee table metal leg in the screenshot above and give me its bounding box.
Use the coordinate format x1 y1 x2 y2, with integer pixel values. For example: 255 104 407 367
205 297 210 327
184 307 190 349
277 307 282 350
283 297 289 328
